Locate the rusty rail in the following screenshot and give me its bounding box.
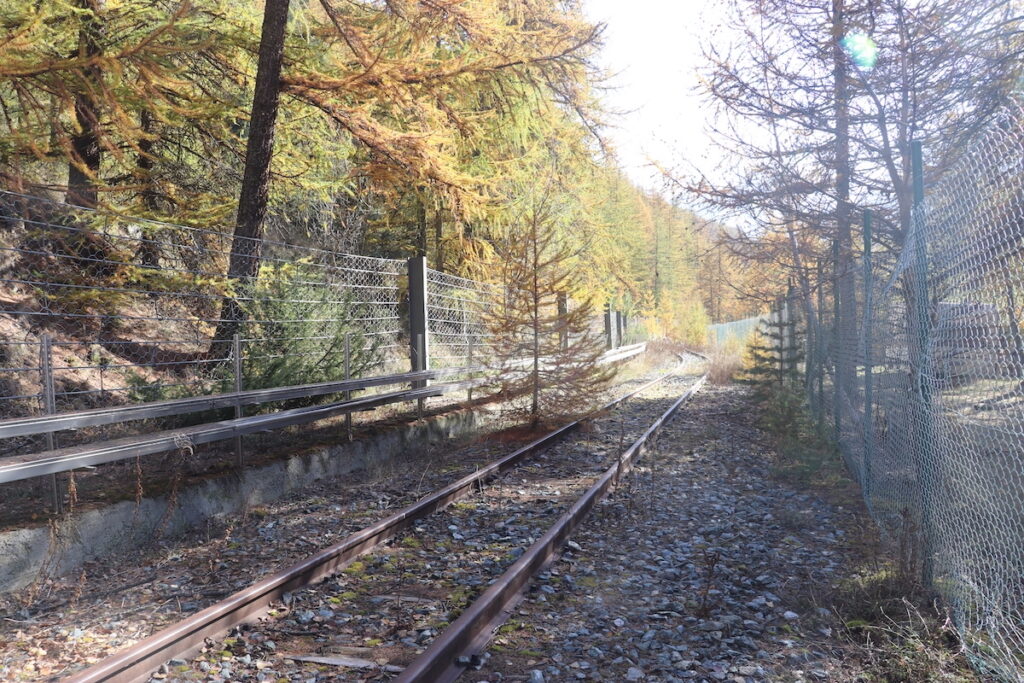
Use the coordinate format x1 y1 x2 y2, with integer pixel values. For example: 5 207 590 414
396 361 707 682
63 356 696 683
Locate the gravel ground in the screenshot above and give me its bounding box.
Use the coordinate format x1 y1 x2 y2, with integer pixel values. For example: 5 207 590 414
0 355 701 681
142 370 705 682
473 384 870 683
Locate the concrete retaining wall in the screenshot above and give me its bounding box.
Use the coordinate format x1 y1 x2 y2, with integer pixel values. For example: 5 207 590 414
0 405 496 595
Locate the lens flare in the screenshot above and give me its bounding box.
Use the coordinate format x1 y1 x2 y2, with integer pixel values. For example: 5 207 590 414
842 32 878 70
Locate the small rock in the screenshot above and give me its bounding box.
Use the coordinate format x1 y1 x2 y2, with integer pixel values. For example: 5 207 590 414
626 667 646 681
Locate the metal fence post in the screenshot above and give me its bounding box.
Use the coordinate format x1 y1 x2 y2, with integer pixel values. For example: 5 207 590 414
911 140 936 585
862 210 874 502
232 334 243 468
344 333 353 442
408 256 429 418
816 259 825 430
832 239 842 433
40 334 62 513
557 292 568 352
786 282 794 376
775 296 784 381
467 330 475 402
615 311 623 349
805 278 815 399
603 303 613 350
408 256 429 377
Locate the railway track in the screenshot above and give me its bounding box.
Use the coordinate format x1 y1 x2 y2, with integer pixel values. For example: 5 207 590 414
34 353 705 682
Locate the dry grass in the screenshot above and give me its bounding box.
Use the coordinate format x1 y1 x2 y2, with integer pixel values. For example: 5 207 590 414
705 344 745 385
757 385 981 682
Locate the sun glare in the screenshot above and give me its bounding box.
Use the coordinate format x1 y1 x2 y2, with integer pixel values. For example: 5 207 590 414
842 31 879 70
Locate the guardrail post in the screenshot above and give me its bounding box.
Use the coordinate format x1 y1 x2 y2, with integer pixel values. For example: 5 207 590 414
344 333 353 441
40 334 62 513
604 303 613 350
232 333 243 468
862 210 874 504
615 311 623 349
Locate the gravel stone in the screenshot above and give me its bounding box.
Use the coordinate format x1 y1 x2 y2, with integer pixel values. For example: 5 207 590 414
473 384 873 682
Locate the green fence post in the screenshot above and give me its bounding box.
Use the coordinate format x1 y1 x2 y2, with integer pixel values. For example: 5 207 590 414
862 210 874 503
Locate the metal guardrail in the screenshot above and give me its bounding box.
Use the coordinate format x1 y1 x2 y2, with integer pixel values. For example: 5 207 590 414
0 369 453 439
0 344 646 486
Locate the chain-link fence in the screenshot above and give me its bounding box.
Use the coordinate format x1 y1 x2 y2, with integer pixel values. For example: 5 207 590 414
0 191 640 509
802 102 1024 680
425 267 498 369
0 190 407 457
707 315 765 349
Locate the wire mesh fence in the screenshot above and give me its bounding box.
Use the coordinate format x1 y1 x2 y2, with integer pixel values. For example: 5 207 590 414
0 190 406 456
424 267 498 370
0 188 646 527
707 315 765 349
801 102 1024 680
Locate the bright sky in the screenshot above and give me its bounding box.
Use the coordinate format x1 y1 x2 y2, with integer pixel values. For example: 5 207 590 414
582 0 730 197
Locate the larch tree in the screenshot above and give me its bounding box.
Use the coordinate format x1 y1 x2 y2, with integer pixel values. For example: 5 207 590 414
470 180 612 427
210 0 291 357
668 0 1022 332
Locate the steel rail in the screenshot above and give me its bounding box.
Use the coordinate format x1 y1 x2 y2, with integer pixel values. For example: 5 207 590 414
396 360 708 683
61 358 685 683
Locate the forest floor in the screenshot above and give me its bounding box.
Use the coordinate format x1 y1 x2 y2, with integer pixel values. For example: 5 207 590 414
475 383 981 683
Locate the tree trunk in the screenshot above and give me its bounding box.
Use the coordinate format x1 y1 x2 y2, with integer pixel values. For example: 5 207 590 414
832 0 857 404
136 109 161 267
210 0 291 359
67 0 103 208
